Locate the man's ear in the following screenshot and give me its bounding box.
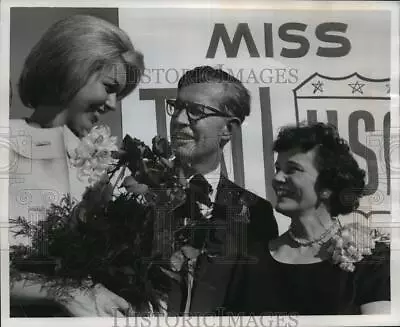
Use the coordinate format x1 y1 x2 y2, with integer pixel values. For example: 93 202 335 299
221 117 241 143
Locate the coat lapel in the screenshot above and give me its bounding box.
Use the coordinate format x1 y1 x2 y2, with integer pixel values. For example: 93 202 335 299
10 120 88 203
63 125 88 202
10 119 65 160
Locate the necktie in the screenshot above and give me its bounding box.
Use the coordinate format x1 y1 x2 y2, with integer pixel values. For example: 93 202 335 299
188 174 213 207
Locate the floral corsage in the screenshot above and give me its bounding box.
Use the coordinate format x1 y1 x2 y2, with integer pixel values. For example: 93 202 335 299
68 125 118 184
326 223 378 272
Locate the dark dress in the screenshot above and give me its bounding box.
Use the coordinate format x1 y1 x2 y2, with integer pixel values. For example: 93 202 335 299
226 242 390 315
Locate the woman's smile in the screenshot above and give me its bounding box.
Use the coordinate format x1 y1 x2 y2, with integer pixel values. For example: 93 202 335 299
275 186 297 199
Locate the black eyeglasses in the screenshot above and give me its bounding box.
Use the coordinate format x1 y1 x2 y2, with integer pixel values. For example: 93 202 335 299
166 99 233 124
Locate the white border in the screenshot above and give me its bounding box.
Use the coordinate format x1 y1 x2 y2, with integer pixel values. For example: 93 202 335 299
0 0 11 324
1 1 399 327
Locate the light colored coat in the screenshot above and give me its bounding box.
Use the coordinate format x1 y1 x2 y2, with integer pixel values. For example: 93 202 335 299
9 119 88 247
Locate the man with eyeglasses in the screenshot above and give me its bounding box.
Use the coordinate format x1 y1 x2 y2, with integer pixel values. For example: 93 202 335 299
165 66 278 315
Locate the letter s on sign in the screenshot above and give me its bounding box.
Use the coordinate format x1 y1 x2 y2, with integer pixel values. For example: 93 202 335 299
316 22 351 57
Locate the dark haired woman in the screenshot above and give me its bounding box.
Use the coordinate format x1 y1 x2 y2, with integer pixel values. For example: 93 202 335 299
227 122 390 315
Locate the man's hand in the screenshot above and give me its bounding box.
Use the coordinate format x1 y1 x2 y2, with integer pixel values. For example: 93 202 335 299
122 175 149 195
72 175 113 223
83 174 114 205
55 283 131 317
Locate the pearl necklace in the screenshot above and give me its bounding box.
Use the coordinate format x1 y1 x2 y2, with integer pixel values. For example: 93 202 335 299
288 219 340 247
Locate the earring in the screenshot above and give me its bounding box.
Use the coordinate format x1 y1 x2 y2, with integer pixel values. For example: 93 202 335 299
320 191 330 199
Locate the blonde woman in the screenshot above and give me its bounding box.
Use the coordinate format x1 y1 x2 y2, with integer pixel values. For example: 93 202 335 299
10 15 144 317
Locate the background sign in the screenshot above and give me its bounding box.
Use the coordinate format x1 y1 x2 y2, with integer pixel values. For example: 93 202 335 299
294 73 391 227
119 8 393 233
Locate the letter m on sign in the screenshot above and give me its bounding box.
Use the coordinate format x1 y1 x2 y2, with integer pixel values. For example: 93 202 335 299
293 72 392 233
206 23 260 58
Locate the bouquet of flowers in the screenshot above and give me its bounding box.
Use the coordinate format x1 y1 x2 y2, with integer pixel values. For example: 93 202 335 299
10 125 191 314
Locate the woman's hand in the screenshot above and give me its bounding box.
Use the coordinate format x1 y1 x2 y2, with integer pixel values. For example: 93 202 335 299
360 301 390 314
55 283 131 317
11 274 131 317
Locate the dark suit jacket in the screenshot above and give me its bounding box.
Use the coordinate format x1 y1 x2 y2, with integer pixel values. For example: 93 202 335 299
167 175 278 315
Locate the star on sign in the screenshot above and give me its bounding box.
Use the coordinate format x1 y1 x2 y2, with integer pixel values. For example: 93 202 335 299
312 80 324 94
348 80 365 94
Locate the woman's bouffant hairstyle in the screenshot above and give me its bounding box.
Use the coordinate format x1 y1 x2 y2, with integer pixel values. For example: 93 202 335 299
19 15 144 109
177 66 250 123
273 122 366 217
